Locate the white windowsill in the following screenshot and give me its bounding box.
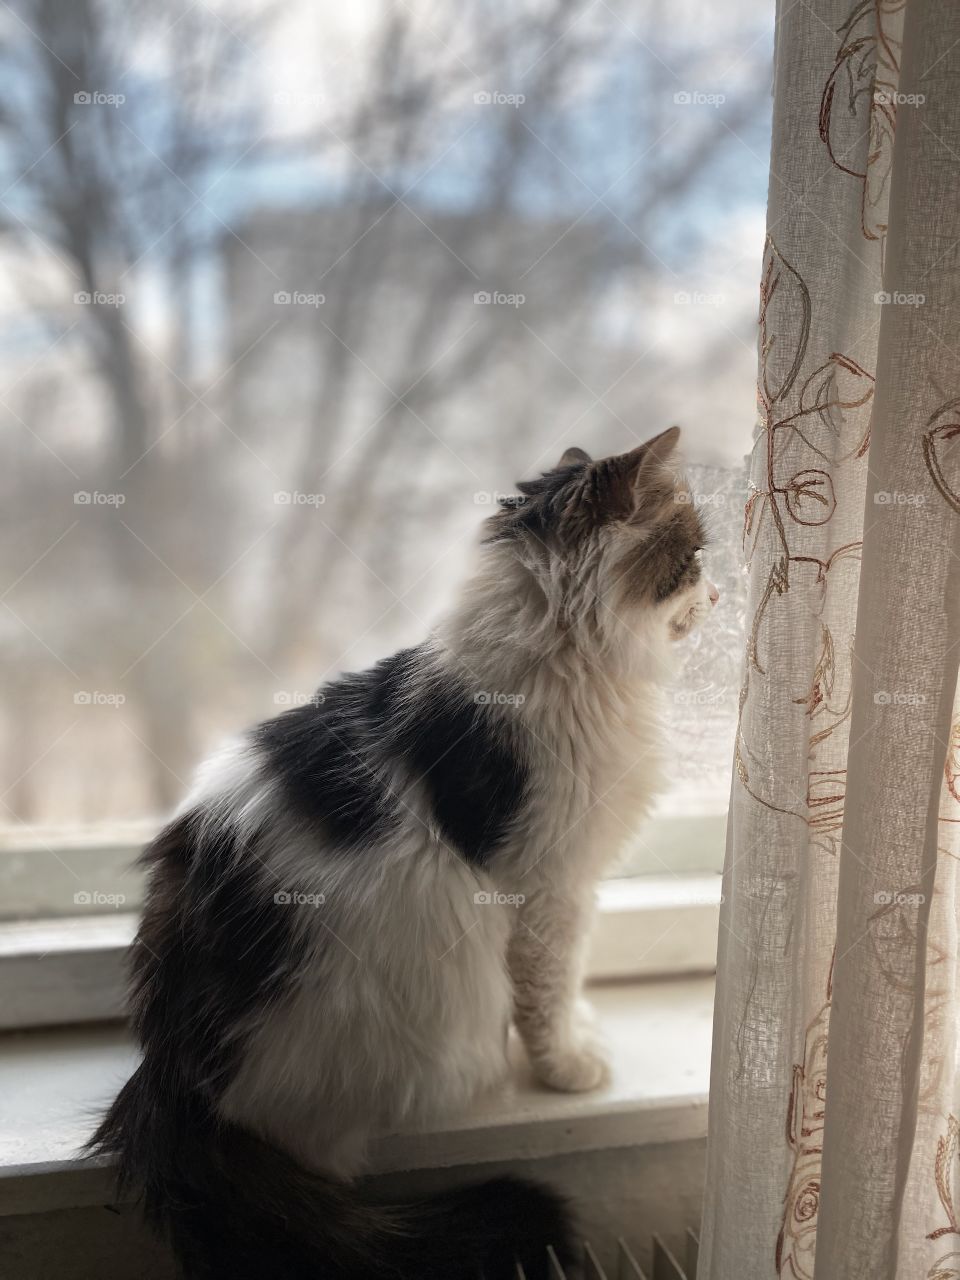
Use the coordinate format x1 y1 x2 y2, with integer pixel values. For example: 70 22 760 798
0 974 714 1218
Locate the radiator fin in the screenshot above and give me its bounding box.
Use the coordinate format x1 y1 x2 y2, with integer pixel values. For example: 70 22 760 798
505 1232 698 1280
616 1237 646 1278
685 1229 699 1278
652 1232 687 1279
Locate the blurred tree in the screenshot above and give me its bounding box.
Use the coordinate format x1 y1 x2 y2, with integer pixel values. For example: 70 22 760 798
0 0 277 809
0 0 768 826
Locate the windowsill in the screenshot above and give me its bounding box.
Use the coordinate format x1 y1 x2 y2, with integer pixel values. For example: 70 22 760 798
0 974 714 1218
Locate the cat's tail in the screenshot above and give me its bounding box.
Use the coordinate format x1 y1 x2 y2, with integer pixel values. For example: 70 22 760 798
88 1061 574 1280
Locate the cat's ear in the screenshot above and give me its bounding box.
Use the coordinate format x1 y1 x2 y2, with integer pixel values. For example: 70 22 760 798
597 427 681 518
558 446 592 467
639 425 681 468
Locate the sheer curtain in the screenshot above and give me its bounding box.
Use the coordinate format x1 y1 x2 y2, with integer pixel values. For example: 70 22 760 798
698 1 960 1277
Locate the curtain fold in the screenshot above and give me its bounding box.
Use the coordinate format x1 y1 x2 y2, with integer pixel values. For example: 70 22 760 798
699 3 960 1278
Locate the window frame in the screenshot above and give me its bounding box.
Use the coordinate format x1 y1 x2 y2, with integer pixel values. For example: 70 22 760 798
0 814 725 1029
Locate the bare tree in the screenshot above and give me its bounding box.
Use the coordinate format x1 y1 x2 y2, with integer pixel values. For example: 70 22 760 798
0 0 769 828
0 0 284 809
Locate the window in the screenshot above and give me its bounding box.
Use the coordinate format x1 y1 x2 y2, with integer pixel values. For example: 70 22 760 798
1 0 772 1020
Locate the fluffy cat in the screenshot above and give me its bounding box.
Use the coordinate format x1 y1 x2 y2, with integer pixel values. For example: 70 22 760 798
89 427 717 1279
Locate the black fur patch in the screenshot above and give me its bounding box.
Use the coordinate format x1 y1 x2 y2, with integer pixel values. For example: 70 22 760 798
130 811 307 1099
253 673 401 850
380 651 528 866
253 647 527 867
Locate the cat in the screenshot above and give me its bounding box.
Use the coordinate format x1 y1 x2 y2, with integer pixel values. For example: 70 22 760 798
89 426 717 1279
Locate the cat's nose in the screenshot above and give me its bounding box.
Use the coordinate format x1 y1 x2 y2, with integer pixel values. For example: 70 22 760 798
708 582 720 606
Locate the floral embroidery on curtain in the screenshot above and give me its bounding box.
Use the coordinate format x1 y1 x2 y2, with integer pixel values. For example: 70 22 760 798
698 0 960 1276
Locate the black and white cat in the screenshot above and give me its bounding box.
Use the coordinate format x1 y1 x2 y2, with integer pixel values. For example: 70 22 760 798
90 428 717 1279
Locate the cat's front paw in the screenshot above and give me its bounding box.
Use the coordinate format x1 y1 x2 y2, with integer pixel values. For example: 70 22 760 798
531 1040 611 1093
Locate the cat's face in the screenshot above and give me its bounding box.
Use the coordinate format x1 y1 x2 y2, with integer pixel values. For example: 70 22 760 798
488 428 719 645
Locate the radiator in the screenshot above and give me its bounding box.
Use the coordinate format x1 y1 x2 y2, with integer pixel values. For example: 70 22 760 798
512 1230 698 1279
